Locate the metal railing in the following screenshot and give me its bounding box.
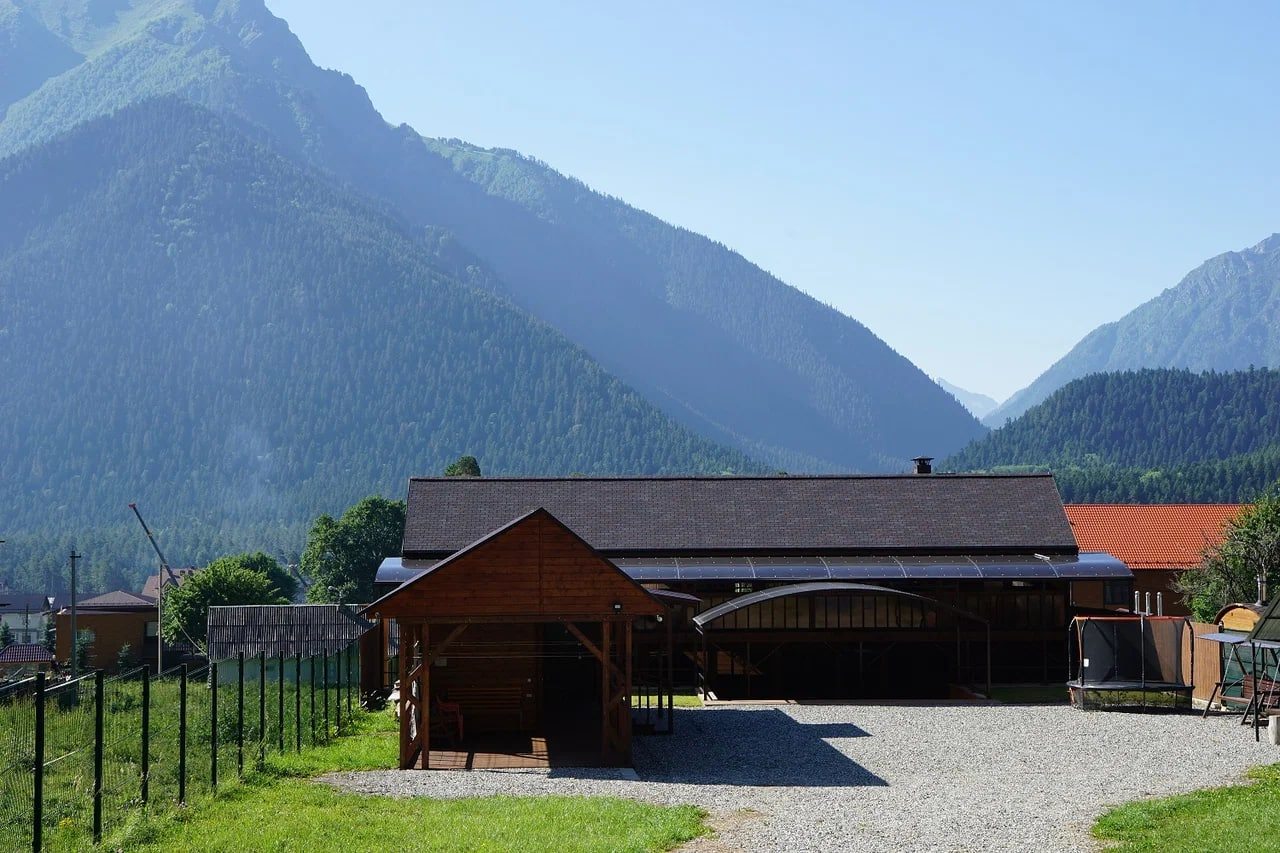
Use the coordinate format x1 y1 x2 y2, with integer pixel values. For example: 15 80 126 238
0 644 360 851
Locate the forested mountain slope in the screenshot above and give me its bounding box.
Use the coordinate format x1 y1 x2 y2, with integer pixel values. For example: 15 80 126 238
947 369 1280 502
988 236 1280 425
0 98 757 593
0 0 985 471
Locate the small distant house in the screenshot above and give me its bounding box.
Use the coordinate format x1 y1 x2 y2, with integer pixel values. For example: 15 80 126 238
53 569 200 672
0 642 54 676
55 590 158 671
0 592 57 646
1065 504 1246 616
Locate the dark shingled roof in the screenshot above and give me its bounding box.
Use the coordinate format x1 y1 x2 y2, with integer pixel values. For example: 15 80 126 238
0 643 54 664
206 604 373 661
402 475 1076 558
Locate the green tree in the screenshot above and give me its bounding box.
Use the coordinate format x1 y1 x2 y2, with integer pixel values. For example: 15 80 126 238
0 622 12 648
1177 495 1280 621
443 455 482 477
302 496 406 604
162 556 288 646
207 551 298 602
116 642 136 672
74 629 95 671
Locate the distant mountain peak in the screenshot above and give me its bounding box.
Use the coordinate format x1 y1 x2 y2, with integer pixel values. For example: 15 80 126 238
986 232 1280 425
933 377 999 420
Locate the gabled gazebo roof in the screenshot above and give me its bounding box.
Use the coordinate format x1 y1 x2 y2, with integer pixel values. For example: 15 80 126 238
366 508 664 621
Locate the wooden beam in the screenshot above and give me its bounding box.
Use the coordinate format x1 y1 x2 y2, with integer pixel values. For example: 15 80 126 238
601 620 611 761
622 621 633 763
421 623 431 770
565 621 604 662
398 621 411 769
565 621 625 683
428 624 469 666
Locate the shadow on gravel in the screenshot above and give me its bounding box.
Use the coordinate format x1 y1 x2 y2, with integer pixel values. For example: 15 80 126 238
621 708 887 788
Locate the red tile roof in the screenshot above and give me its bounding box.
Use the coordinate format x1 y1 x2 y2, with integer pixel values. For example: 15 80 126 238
1065 504 1247 570
0 643 54 664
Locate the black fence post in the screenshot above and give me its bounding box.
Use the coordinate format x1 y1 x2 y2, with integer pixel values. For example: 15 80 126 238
178 664 188 805
93 670 104 845
258 652 266 769
32 672 45 853
211 661 218 793
141 665 150 805
294 654 302 753
278 651 285 753
335 649 342 734
237 652 245 776
347 645 354 717
308 655 315 746
323 651 330 742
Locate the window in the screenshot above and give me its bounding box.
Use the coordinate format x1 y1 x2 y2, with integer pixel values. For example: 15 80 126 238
145 621 159 638
733 582 753 595
1103 580 1131 608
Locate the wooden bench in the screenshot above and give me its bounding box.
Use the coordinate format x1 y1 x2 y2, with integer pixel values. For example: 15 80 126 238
443 686 527 732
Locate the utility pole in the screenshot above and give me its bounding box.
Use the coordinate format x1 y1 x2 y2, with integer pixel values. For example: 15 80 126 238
69 549 81 680
129 504 179 673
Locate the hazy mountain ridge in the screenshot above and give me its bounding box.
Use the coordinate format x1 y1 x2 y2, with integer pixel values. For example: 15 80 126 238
0 0 985 471
947 368 1280 502
0 97 758 592
934 377 998 419
987 235 1280 425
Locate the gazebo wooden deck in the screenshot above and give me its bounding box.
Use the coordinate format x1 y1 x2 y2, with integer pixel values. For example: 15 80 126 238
364 508 666 769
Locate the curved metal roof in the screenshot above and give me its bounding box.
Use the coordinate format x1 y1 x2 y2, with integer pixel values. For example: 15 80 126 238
692 581 988 629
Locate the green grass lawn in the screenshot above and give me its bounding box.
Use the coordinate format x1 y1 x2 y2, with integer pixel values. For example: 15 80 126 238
1093 764 1280 852
635 691 703 708
102 711 708 853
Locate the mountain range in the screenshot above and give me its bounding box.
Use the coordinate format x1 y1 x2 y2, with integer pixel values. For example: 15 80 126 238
987 234 1280 425
0 0 987 591
947 368 1280 502
0 0 983 473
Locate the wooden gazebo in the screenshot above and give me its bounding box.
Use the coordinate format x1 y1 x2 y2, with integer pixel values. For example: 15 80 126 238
364 508 665 769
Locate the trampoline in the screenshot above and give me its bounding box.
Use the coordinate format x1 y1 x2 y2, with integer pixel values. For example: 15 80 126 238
1067 615 1193 711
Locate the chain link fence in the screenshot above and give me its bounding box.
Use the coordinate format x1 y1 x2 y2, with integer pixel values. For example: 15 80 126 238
0 643 361 851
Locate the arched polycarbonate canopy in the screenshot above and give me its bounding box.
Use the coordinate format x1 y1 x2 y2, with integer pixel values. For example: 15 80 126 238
691 581 988 629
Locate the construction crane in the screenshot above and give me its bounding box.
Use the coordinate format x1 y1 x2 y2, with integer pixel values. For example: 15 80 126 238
130 503 182 672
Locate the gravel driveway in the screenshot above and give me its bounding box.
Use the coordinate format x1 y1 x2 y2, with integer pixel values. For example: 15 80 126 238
322 704 1278 851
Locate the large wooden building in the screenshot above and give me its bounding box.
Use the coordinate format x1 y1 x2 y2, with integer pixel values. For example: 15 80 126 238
367 473 1130 767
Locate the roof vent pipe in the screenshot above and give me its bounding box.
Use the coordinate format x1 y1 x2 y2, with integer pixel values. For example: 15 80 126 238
912 456 933 475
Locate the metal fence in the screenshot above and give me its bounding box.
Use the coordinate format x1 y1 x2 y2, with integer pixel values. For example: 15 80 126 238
0 644 360 851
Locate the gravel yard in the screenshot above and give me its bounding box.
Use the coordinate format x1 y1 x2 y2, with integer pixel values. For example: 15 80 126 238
322 704 1278 851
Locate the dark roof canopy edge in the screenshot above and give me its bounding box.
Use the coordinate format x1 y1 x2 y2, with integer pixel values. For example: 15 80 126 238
693 581 989 629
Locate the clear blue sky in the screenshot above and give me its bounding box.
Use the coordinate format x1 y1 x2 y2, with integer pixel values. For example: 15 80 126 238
267 0 1280 401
